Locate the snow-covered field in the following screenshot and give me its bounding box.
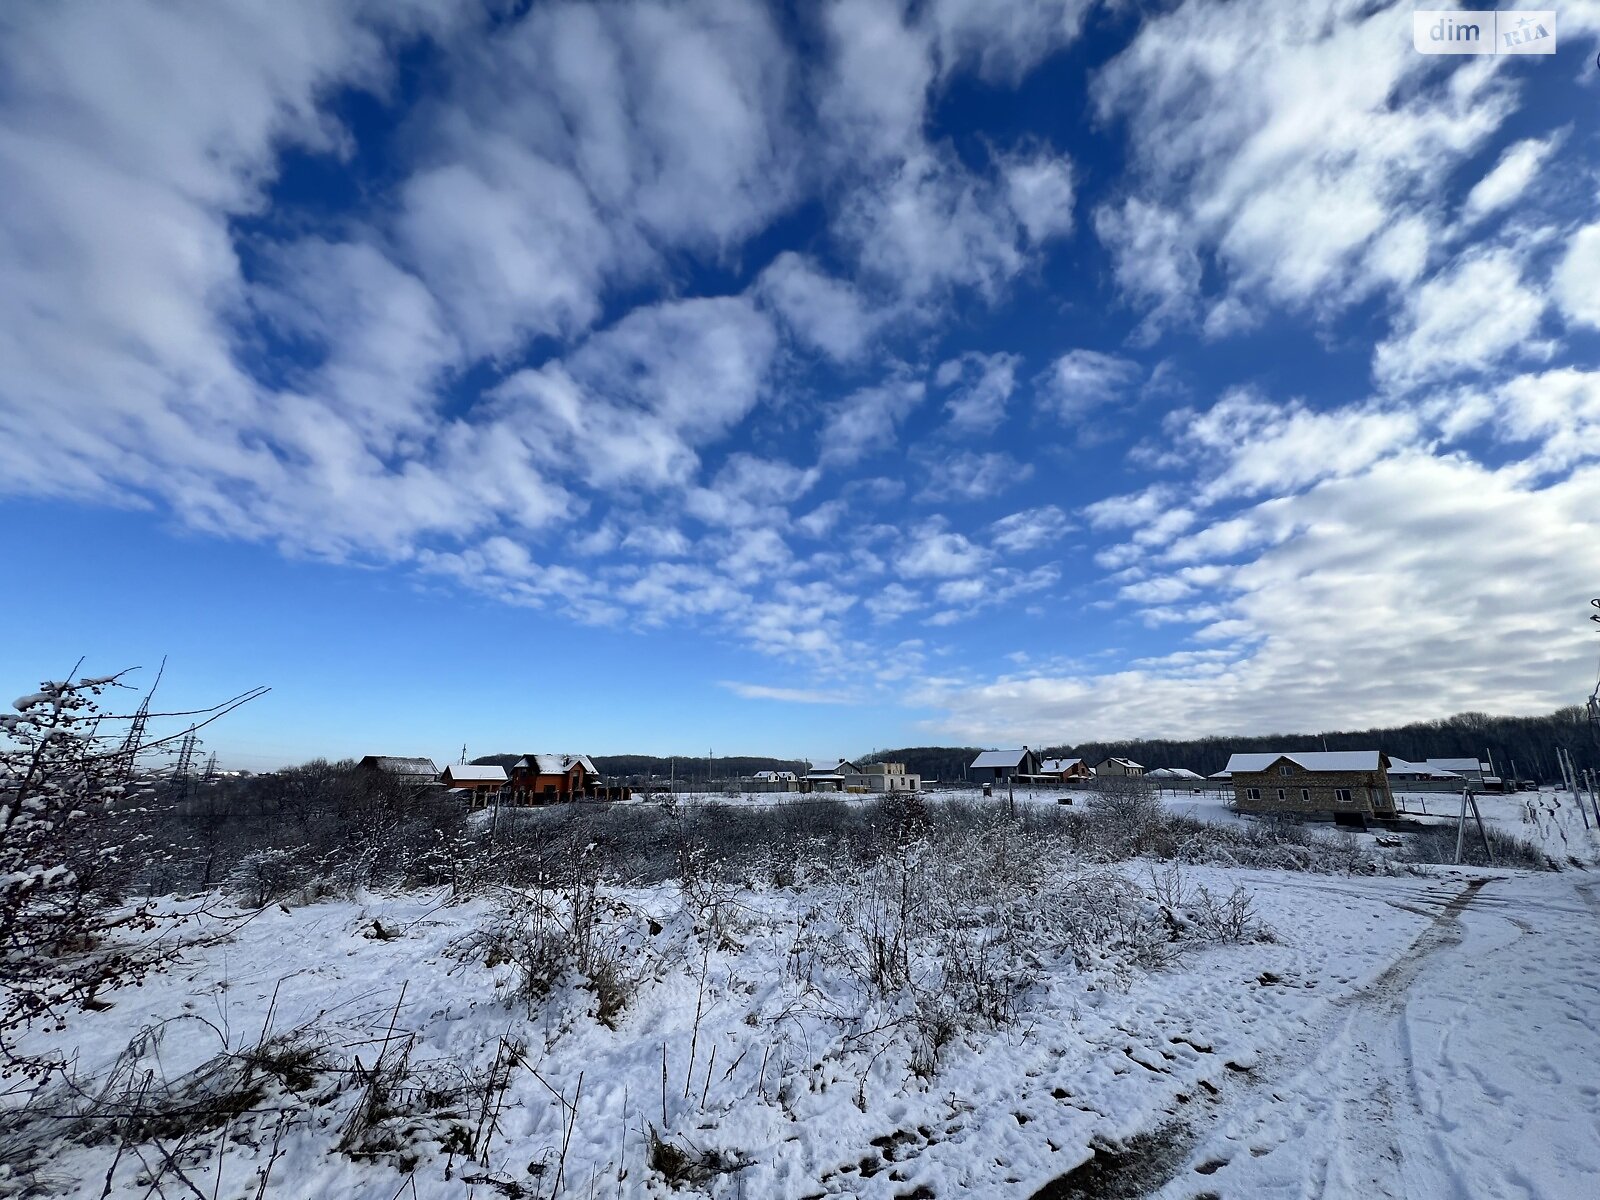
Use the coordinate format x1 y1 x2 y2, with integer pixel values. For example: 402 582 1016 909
7 821 1600 1200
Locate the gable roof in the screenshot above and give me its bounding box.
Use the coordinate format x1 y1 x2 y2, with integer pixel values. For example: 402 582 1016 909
1097 757 1144 769
1147 767 1203 779
971 748 1030 769
442 764 507 783
1224 751 1385 774
807 759 858 777
362 755 439 776
1388 758 1461 779
1039 757 1085 773
515 754 599 775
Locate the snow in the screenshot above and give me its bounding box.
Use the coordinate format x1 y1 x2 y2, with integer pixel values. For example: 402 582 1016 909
443 764 508 782
9 817 1600 1198
518 754 600 775
1151 872 1600 1199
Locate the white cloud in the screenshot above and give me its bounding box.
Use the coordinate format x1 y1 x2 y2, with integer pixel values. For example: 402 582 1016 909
925 456 1600 742
927 451 1031 500
1374 249 1547 391
757 252 882 362
1092 199 1202 335
400 0 801 357
925 0 1090 84
1082 485 1174 530
819 377 926 468
1037 350 1142 421
718 681 853 704
837 148 1027 302
1094 0 1516 326
1462 134 1562 224
936 351 1022 431
1000 147 1075 243
1553 222 1600 331
795 500 849 539
900 521 991 578
490 294 779 491
990 505 1072 552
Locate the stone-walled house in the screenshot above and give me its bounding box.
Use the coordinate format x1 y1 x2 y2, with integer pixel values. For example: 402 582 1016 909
1227 751 1396 822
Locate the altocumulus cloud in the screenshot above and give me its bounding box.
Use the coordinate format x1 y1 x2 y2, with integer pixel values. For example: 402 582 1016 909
1 0 1598 745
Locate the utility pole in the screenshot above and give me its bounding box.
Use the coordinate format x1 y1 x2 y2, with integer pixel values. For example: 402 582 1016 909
1561 748 1589 830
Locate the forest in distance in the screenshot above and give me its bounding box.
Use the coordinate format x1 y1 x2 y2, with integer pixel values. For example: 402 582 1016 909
473 707 1597 785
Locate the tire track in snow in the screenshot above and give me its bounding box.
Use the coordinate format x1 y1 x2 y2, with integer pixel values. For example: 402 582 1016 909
1031 878 1493 1200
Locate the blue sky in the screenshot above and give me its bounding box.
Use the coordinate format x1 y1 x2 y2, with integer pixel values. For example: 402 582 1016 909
3 1 1599 770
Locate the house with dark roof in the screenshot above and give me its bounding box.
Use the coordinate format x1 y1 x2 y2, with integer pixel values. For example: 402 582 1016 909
358 755 440 785
968 748 1039 785
1226 751 1396 822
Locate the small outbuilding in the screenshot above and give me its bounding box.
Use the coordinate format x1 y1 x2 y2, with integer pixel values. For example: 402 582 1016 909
440 763 509 803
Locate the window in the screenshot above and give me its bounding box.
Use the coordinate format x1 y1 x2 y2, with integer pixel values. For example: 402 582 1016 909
1278 764 1293 776
1336 788 1352 803
1276 788 1285 801
1246 787 1261 800
1301 789 1311 802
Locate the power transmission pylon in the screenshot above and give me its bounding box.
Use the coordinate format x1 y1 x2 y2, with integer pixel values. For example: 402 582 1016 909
114 656 166 782
170 730 198 802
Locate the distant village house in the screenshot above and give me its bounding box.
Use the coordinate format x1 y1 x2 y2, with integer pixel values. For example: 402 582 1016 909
1093 757 1145 777
510 753 601 802
358 755 440 786
1040 757 1093 782
968 748 1040 785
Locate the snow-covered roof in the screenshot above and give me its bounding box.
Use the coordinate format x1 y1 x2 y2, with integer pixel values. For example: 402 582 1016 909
1224 751 1384 774
362 755 439 776
442 764 507 783
1387 758 1460 779
1424 758 1487 773
515 754 599 775
1147 767 1203 779
807 760 858 776
1039 757 1085 773
1095 757 1144 770
971 749 1029 769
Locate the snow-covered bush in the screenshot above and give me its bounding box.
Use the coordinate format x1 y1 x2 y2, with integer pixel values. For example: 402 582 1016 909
0 669 263 1079
225 848 312 908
